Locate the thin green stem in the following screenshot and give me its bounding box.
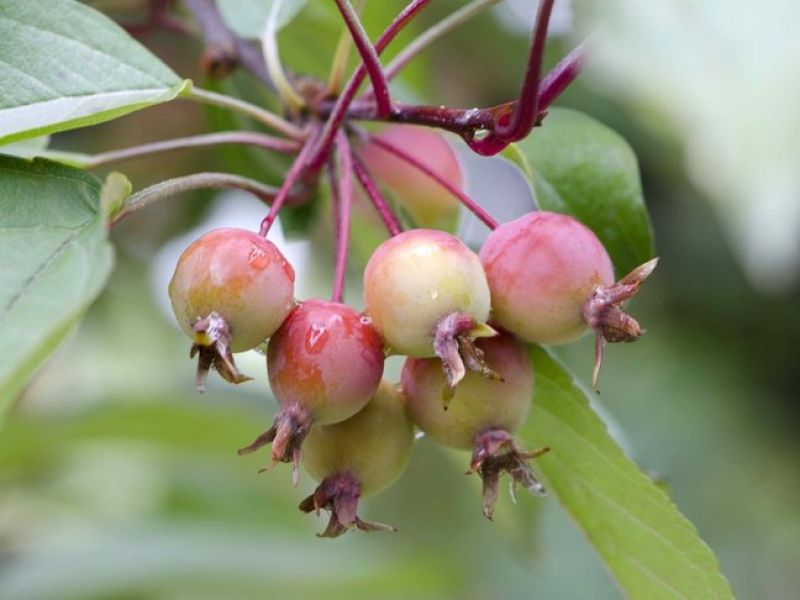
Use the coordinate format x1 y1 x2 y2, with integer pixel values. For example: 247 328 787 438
84 131 299 169
112 172 280 225
185 86 304 139
262 0 305 111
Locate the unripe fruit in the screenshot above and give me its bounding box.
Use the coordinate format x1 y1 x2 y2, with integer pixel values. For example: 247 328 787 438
402 333 547 518
238 300 385 483
364 229 496 395
299 381 414 537
359 125 462 231
479 212 657 386
168 228 295 390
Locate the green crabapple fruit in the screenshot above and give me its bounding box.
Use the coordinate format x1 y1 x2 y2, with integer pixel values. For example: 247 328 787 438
479 211 658 387
364 229 497 399
358 125 463 231
299 380 414 537
168 228 295 391
401 333 547 519
238 300 385 483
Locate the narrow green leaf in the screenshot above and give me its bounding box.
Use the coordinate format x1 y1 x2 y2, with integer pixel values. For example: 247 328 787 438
0 156 114 411
217 0 308 39
0 0 189 145
522 347 733 599
517 108 654 274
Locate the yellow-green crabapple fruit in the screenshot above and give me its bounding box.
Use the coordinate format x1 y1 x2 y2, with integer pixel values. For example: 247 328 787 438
238 300 385 484
168 228 295 391
401 333 548 519
299 380 414 537
364 229 498 401
479 211 658 387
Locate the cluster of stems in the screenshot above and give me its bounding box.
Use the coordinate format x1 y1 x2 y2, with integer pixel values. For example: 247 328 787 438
106 0 586 301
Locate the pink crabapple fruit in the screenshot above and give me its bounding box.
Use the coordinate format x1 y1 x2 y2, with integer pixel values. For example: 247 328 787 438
479 211 658 387
238 300 385 483
299 380 414 537
168 228 295 391
364 229 498 401
358 125 463 231
401 333 548 519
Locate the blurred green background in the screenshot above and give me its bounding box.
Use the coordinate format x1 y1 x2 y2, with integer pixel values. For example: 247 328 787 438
1 1 799 598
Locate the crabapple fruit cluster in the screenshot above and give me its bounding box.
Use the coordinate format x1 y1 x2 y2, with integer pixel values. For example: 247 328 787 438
169 203 655 536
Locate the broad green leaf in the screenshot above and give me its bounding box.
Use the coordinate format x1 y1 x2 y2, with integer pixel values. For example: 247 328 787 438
0 156 114 411
522 347 733 599
517 108 654 275
0 0 190 145
217 0 308 39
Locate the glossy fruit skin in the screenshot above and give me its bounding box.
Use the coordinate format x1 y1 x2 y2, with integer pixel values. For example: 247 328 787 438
267 300 384 425
303 381 414 496
169 228 295 352
401 333 533 450
480 212 614 344
364 229 491 357
360 125 462 230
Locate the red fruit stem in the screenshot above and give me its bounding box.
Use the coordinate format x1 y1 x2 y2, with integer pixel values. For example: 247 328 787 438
258 124 322 237
331 132 354 304
493 0 554 142
351 154 403 236
537 38 589 112
324 37 588 154
333 0 392 118
307 0 432 172
85 131 299 168
363 132 499 230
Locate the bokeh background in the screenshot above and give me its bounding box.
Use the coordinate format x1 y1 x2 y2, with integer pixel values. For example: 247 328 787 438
1 0 799 598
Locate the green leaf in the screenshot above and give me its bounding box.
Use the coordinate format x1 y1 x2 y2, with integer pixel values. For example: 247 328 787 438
522 346 733 599
517 108 654 274
217 0 308 39
0 0 189 145
0 156 114 412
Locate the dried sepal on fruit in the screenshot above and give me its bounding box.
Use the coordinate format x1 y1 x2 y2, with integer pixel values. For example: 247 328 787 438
168 228 295 391
364 229 498 400
299 381 414 537
402 333 547 518
480 212 657 387
238 300 385 484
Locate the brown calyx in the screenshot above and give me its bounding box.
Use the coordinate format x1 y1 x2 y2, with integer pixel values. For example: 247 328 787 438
190 311 252 392
582 258 659 389
433 313 502 408
469 428 549 520
237 403 312 486
298 472 396 538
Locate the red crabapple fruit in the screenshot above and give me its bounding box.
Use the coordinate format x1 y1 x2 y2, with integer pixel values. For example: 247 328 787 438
401 333 548 519
364 229 497 401
479 211 658 387
168 228 295 391
238 300 385 483
299 381 414 537
359 125 463 230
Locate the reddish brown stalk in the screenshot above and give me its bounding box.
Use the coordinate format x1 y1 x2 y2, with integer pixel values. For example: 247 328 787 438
351 155 402 236
333 0 392 118
537 39 589 111
259 125 321 237
307 0 432 172
363 132 499 230
493 0 554 142
331 132 354 304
